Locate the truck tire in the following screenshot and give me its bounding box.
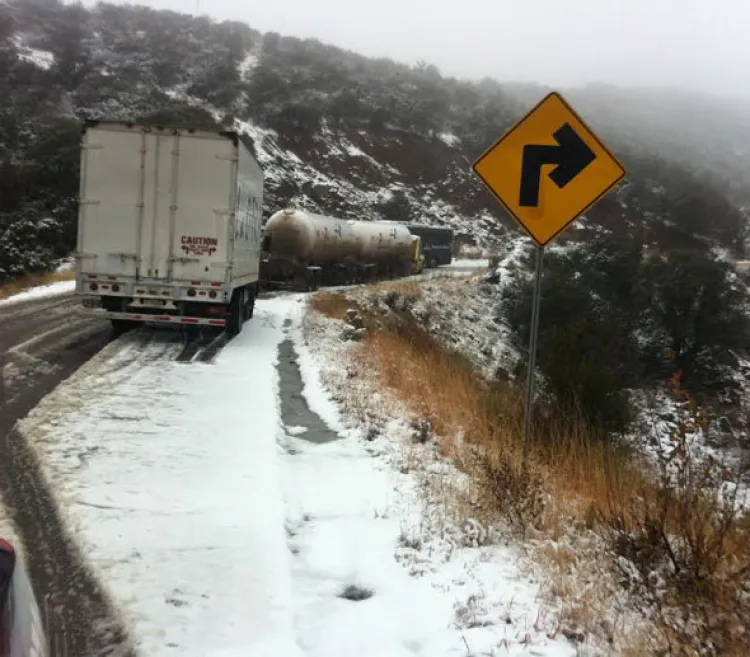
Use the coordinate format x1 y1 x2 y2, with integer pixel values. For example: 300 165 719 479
226 290 243 336
244 285 256 320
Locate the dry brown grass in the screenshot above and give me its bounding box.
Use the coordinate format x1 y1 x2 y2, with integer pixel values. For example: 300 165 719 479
0 270 75 301
307 291 352 321
365 279 425 297
310 287 750 655
358 316 651 530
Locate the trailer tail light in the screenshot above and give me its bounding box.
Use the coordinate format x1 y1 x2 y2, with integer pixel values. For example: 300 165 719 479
208 290 217 299
112 284 120 292
89 282 98 291
187 288 196 297
207 305 227 315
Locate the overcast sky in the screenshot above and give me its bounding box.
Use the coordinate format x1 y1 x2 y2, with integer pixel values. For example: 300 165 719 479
81 0 750 100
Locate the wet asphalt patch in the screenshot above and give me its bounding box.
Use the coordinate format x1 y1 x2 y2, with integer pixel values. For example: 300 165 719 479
276 337 340 445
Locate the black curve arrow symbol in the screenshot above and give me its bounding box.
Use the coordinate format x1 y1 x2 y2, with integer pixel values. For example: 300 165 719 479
519 123 596 208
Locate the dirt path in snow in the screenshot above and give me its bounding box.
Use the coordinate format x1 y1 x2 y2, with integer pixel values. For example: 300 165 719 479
0 294 134 656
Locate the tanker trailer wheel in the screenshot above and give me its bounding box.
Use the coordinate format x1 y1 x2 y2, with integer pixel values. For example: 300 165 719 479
226 289 243 336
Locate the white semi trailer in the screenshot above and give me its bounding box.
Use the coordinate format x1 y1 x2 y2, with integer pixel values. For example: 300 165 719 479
75 120 264 335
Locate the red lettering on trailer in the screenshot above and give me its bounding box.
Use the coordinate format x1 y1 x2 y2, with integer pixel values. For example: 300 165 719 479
180 236 218 257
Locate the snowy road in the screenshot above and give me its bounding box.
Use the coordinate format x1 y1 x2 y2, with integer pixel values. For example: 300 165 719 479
19 296 304 656
0 292 131 656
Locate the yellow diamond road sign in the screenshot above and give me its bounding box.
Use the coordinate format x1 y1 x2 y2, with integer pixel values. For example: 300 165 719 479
472 91 626 247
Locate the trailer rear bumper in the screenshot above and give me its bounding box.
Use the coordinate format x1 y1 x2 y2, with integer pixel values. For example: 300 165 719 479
83 308 227 328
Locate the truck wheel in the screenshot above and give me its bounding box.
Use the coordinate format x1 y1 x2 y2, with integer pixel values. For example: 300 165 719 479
245 285 256 320
226 291 243 336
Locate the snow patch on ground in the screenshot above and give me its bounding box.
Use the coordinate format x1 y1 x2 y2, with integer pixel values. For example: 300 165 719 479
238 45 260 78
55 258 75 273
11 35 55 70
437 132 460 147
0 279 76 307
445 258 490 270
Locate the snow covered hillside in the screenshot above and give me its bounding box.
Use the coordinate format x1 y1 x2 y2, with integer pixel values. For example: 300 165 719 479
1 0 747 281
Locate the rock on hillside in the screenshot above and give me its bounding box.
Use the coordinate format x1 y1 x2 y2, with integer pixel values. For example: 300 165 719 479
0 0 747 280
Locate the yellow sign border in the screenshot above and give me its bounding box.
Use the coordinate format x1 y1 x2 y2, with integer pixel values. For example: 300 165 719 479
471 91 627 247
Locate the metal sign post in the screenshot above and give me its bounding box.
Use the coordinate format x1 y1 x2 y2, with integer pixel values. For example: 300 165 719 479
522 244 544 457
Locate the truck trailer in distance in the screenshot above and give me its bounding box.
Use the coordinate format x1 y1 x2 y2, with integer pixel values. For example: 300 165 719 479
404 224 454 268
75 120 264 335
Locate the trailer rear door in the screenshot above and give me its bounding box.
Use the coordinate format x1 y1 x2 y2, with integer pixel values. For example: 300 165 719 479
78 126 144 278
78 124 236 283
166 133 235 284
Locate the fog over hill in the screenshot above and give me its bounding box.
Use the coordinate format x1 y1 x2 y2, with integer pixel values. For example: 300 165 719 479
1 0 749 281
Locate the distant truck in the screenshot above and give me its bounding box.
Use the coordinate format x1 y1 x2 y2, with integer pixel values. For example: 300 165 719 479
75 120 264 335
405 224 454 268
259 209 425 291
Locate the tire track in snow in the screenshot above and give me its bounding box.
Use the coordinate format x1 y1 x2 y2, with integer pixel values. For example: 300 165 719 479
0 294 134 656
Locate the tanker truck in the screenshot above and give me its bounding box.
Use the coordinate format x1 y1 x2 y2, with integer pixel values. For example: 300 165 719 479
259 208 424 291
74 120 264 336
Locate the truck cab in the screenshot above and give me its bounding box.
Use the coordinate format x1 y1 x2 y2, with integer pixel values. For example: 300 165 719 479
410 236 425 275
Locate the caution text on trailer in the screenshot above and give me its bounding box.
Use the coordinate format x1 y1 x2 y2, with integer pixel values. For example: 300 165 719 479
472 92 626 247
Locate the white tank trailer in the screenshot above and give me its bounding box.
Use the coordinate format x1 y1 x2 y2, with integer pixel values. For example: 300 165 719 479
259 208 423 291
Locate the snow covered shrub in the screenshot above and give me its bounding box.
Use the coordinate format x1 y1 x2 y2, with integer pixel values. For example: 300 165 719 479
0 205 64 282
603 372 750 656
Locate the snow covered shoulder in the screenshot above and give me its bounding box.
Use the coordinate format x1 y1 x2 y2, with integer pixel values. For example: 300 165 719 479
18 296 305 656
